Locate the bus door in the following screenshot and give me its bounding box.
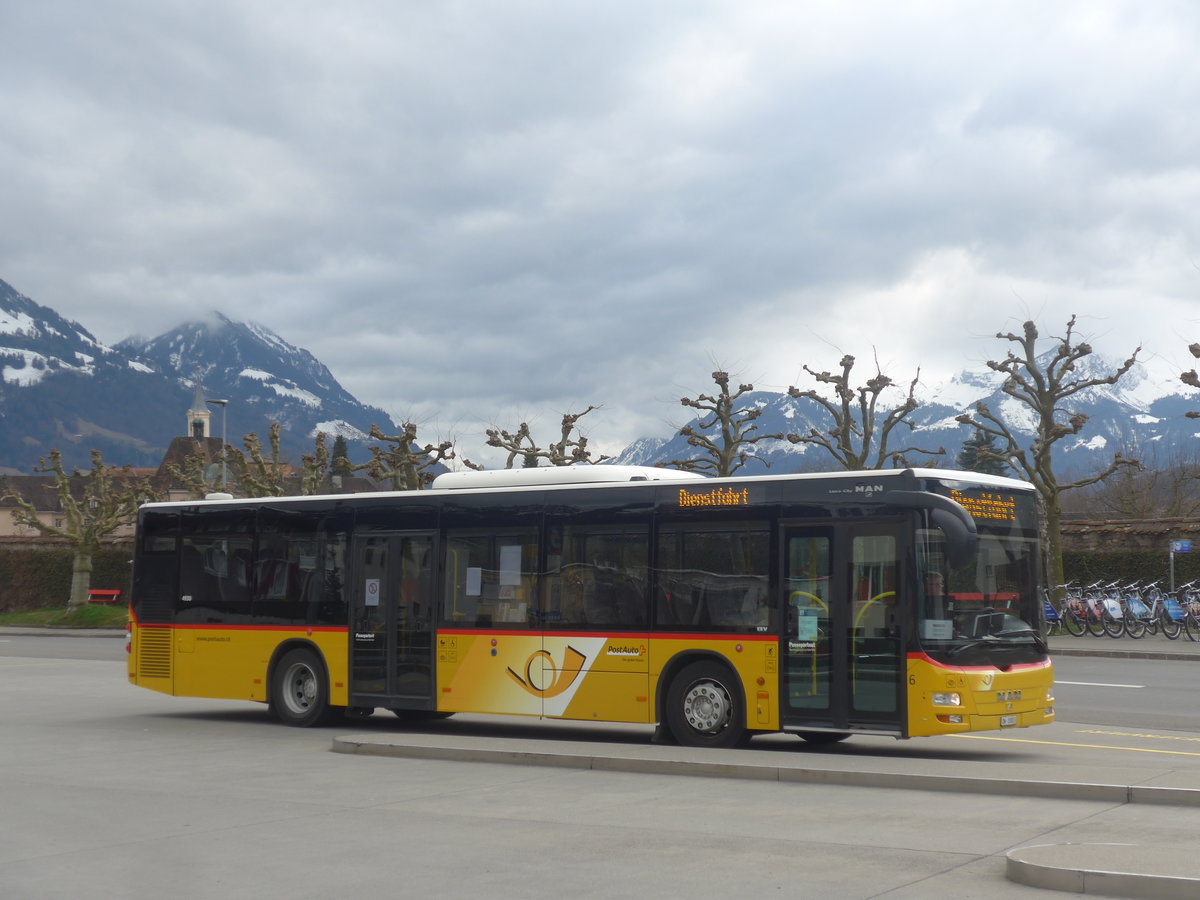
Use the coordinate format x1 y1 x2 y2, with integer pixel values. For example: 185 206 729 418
782 525 905 734
350 532 436 706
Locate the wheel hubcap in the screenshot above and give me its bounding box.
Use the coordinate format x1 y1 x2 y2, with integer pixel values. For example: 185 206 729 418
682 680 730 733
286 664 316 713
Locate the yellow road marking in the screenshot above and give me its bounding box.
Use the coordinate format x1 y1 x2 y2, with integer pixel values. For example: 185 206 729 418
950 733 1200 758
1079 729 1200 744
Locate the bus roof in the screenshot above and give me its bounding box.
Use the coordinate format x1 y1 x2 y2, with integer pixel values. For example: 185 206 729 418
138 466 1034 511
429 465 706 490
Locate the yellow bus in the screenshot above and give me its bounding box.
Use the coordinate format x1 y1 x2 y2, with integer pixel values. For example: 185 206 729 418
127 465 1053 747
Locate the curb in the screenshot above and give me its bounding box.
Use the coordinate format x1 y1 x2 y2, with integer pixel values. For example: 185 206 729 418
330 734 1200 806
1007 843 1200 898
0 627 124 637
1049 644 1200 661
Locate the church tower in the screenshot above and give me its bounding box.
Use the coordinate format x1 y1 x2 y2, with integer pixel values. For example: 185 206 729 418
187 378 212 439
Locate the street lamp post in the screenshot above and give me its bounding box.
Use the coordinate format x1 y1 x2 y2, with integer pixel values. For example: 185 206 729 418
206 399 228 490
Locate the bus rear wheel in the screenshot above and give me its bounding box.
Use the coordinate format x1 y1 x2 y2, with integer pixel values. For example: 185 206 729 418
271 648 340 727
665 661 746 748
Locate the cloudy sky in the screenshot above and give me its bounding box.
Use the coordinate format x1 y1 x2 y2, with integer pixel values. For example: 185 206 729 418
3 1 1200 460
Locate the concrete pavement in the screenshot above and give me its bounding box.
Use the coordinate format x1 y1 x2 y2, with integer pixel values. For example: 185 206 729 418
336 630 1200 899
9 625 1200 895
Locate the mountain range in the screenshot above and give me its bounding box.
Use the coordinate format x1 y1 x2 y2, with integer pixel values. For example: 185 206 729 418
613 357 1200 479
2 276 1197 479
0 279 395 473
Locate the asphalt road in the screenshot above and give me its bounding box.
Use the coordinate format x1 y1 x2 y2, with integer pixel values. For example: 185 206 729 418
5 633 1200 898
1053 654 1200 731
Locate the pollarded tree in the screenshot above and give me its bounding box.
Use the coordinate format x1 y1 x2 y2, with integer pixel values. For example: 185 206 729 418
476 406 612 469
225 422 289 497
358 422 456 489
164 446 218 500
223 424 335 496
785 354 944 469
955 316 1140 598
299 432 330 496
1181 343 1200 416
2 449 158 607
664 371 783 477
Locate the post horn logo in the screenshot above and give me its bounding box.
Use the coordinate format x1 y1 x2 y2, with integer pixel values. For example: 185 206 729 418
506 645 587 698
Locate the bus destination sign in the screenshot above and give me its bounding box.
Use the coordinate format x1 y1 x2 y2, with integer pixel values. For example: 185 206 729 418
949 489 1017 523
678 486 752 508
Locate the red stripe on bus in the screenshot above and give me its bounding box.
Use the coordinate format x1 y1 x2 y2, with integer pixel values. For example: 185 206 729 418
909 651 1051 672
167 624 349 633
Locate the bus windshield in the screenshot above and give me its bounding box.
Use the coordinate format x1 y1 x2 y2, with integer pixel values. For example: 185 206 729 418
916 484 1045 667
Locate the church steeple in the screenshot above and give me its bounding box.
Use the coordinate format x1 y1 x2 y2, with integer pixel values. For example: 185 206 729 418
187 372 212 439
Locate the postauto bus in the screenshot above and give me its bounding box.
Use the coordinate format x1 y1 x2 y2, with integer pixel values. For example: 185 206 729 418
127 466 1053 747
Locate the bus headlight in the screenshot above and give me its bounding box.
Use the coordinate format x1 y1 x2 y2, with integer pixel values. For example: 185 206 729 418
932 692 961 707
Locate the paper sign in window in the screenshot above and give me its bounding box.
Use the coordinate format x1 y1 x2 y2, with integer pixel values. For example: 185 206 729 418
796 608 820 641
465 567 482 596
499 545 522 586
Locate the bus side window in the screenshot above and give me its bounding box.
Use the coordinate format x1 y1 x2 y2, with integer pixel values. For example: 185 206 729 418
655 525 769 631
542 524 648 629
442 530 538 627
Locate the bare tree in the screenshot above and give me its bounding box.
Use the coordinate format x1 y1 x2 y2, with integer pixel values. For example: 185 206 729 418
358 422 456 489
224 423 289 497
2 449 158 607
664 371 782 477
785 353 944 469
1064 443 1200 520
955 316 1140 597
221 424 333 496
163 446 217 500
299 432 330 496
1182 343 1200 415
474 406 611 469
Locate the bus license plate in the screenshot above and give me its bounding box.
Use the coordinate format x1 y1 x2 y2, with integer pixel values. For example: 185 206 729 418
1000 715 1017 727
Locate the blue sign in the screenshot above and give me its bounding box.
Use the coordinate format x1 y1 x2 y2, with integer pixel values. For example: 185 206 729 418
1172 541 1192 553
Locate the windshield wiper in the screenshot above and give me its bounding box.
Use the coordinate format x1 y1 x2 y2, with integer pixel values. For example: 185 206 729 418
945 628 1046 657
944 637 999 657
996 626 1048 652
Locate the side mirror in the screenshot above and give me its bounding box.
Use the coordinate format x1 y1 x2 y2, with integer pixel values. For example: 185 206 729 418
882 490 978 569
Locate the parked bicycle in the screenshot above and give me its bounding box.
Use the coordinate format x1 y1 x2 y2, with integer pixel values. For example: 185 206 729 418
1043 582 1087 636
1138 582 1187 640
1173 581 1200 642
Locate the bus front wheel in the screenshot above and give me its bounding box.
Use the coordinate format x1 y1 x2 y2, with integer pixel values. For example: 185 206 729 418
665 661 746 748
270 648 340 727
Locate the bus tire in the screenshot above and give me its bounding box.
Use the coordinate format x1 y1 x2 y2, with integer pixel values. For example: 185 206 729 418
664 660 746 748
270 648 340 727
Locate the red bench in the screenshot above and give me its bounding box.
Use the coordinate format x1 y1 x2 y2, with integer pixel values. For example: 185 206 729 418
87 589 122 604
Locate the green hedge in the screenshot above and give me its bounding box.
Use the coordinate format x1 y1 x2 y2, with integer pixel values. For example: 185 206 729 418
0 546 134 612
1063 551 1200 590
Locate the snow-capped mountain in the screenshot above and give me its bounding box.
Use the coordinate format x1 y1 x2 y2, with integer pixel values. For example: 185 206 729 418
119 314 390 451
613 355 1200 478
0 279 397 472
